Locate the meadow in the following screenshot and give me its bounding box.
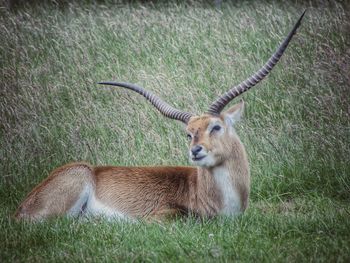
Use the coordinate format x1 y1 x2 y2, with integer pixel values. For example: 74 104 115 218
1 0 349 262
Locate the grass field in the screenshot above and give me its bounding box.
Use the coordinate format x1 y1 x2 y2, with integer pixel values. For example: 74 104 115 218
1 0 350 262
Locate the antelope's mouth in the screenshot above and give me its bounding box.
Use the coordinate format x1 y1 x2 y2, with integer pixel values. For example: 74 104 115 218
192 155 206 161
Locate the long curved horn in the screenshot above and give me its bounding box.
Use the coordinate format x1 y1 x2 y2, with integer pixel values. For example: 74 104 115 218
98 81 193 124
207 11 306 115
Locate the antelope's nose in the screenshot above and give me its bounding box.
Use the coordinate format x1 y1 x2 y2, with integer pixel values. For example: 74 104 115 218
191 145 203 156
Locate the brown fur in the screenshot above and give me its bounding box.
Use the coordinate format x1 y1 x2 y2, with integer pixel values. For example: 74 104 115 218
15 163 94 220
15 103 250 221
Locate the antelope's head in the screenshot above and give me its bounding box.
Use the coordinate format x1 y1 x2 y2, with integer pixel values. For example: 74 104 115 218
99 12 305 168
185 101 244 167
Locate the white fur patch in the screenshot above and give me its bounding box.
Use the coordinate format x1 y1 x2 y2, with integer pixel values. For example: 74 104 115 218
86 195 128 220
68 184 128 220
68 185 91 216
212 167 241 215
190 153 216 167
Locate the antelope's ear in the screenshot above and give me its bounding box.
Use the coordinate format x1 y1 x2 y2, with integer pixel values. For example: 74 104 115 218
222 100 244 126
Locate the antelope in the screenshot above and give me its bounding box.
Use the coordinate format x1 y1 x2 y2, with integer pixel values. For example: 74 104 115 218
15 12 305 221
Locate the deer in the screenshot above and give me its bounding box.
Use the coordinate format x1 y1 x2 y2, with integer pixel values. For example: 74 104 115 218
15 12 305 221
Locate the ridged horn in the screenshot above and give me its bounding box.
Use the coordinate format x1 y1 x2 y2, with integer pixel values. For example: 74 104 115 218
207 10 306 115
98 81 193 124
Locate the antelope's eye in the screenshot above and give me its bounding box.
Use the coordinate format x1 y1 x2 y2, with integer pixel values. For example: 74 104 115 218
211 125 221 133
187 134 192 140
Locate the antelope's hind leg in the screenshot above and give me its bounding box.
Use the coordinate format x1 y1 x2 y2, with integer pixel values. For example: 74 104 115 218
15 163 94 221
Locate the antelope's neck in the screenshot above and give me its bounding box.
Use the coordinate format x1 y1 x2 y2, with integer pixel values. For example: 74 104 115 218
212 162 242 215
196 139 249 216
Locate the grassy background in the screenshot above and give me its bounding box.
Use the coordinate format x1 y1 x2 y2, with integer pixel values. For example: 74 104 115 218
1 0 349 262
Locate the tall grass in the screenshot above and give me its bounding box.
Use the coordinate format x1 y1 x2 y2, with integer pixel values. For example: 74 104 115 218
1 0 349 262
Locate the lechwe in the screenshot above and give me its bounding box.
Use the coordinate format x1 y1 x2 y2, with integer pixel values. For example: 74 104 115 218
15 12 305 221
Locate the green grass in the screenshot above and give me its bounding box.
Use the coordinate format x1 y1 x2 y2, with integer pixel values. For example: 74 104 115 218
1 0 350 262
